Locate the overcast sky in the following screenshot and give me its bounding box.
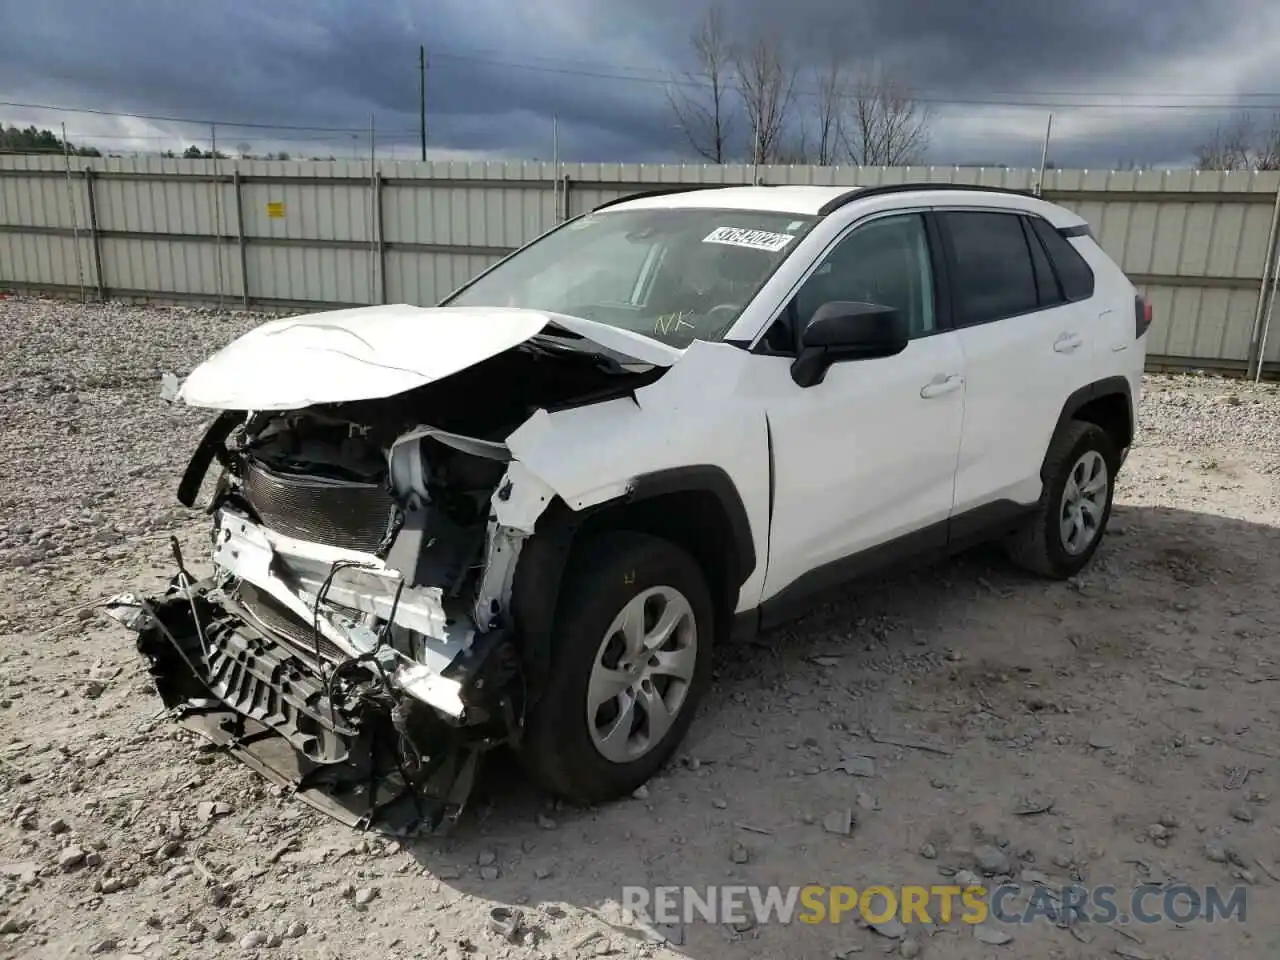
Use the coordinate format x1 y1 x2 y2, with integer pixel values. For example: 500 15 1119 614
2 0 1279 168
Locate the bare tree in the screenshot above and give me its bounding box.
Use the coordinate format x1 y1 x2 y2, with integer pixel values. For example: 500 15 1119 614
666 5 736 163
839 65 931 166
733 32 798 166
1255 113 1280 171
773 125 812 165
810 52 847 166
774 54 845 166
1195 112 1280 171
1196 116 1254 170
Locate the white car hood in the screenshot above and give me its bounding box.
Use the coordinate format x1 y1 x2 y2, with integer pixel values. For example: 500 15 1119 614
177 304 680 411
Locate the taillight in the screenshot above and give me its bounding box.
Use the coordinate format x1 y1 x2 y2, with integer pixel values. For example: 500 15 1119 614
1135 295 1152 338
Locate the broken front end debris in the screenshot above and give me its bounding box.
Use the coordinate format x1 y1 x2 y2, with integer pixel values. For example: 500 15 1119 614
105 397 568 835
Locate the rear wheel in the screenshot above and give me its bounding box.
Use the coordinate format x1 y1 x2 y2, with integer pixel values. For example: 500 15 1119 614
518 531 714 803
1006 421 1118 578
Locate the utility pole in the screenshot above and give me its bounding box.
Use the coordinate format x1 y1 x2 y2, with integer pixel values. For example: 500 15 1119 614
60 122 86 303
751 112 760 185
1036 112 1054 197
551 114 559 222
419 45 428 161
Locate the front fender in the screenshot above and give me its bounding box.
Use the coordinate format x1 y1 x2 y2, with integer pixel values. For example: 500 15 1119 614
503 339 772 610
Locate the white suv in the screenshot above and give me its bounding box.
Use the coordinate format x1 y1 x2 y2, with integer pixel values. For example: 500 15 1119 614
110 183 1149 830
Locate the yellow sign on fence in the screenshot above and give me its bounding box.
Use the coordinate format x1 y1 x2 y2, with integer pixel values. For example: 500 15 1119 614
266 201 285 219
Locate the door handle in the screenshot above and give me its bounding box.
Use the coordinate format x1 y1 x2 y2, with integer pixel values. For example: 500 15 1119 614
1054 332 1083 353
920 374 964 399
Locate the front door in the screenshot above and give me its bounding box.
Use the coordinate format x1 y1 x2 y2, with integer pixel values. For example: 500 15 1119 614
744 212 967 607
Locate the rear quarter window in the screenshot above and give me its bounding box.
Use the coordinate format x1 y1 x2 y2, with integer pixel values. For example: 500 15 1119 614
1029 217 1096 301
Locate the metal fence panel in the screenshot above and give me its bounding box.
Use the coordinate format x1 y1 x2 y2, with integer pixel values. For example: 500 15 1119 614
99 236 231 297
383 249 502 305
243 244 369 306
2 156 1279 375
0 232 93 287
240 161 371 242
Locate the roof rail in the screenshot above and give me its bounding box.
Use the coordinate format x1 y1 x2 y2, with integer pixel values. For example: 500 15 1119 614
591 183 767 212
816 182 1036 217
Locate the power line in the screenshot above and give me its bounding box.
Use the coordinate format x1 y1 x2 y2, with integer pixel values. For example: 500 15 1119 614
426 49 1280 111
419 44 428 161
59 130 420 143
0 100 376 133
4 53 1280 151
428 43 1280 101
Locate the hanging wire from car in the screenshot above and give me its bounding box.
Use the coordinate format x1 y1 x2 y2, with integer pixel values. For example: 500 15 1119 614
169 536 211 661
311 558 374 666
311 570 432 823
313 560 409 738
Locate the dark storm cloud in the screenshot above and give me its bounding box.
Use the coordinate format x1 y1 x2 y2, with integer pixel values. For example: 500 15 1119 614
0 0 683 158
0 0 1276 165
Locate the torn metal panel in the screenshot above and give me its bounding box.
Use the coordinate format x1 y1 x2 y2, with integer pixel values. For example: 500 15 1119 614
213 509 467 646
469 460 562 631
505 408 635 511
389 425 511 470
211 510 470 718
472 522 525 632
491 460 557 534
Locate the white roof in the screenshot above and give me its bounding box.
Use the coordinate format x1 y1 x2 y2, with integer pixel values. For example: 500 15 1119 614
603 184 1086 226
609 185 848 215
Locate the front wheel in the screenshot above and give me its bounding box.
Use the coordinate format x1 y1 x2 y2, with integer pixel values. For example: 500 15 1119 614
517 531 714 803
1006 420 1119 578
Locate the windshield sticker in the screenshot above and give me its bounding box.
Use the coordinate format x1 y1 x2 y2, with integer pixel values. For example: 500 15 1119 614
702 226 797 252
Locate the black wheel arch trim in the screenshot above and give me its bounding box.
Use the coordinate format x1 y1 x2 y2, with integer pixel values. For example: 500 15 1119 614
1043 375 1133 480
623 465 758 586
509 465 757 700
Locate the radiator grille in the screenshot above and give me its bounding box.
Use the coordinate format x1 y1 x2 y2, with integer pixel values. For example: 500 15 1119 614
240 458 395 554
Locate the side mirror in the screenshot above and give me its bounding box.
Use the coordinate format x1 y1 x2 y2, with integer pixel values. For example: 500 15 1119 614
790 301 909 387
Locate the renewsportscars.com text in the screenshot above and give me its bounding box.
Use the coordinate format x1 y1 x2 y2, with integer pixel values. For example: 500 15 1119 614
621 884 1247 927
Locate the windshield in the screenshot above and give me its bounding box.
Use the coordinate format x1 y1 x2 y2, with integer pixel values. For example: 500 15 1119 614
444 208 816 348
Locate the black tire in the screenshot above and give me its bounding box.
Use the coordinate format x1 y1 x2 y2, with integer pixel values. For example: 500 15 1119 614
1006 420 1119 578
517 531 714 803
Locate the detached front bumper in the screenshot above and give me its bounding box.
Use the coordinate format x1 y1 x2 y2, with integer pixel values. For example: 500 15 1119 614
105 520 522 834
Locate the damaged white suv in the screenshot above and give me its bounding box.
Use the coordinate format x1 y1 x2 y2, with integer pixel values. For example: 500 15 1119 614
109 183 1149 831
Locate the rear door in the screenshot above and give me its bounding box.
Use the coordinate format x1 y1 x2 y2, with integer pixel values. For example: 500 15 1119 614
1027 217 1141 392
939 210 1098 514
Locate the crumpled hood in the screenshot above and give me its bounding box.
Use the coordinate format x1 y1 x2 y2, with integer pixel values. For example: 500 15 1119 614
177 304 680 411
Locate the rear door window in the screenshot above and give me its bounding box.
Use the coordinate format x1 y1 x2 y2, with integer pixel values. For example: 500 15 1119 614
940 211 1039 326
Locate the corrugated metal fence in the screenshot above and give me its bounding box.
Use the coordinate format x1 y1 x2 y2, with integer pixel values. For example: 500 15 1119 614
2 155 1279 377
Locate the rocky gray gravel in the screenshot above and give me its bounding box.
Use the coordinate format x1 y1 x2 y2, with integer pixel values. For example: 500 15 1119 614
1137 373 1280 456
2 295 1280 959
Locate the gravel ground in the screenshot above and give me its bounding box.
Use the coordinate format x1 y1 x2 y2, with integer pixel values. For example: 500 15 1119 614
3 296 1280 959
